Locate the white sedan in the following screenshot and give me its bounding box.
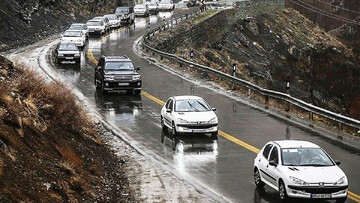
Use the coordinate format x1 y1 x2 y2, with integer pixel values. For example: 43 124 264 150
160 96 218 137
253 140 348 202
61 30 86 48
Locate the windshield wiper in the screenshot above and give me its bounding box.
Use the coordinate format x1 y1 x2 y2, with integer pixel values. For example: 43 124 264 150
187 101 199 112
196 101 209 111
300 164 329 166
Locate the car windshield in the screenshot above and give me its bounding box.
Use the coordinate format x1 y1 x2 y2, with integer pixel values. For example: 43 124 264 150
116 7 129 13
135 5 146 9
58 44 78 51
105 61 135 70
160 0 172 3
282 148 334 166
69 25 86 30
105 15 117 20
175 99 211 112
63 31 82 37
86 21 101 26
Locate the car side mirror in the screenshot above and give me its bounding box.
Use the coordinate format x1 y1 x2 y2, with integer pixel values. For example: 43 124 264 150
136 66 141 70
335 160 341 165
166 109 171 113
212 108 216 111
61 34 63 37
96 66 102 71
269 161 278 167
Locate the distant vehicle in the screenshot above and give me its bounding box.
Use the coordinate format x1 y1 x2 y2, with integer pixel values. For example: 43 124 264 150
145 1 159 14
158 0 174 11
254 140 348 202
54 43 80 64
114 7 135 25
134 4 149 17
94 55 142 94
68 23 89 38
160 96 218 137
60 30 86 48
92 16 110 32
104 14 121 28
86 20 106 36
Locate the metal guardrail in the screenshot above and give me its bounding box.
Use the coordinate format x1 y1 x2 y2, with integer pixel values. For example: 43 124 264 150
141 8 360 132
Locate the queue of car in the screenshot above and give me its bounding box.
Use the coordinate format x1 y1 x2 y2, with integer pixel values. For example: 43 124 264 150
51 3 351 202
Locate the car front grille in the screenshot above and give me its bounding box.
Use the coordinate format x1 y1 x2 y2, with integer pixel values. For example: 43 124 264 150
64 54 75 57
114 75 133 81
288 185 348 194
177 124 218 129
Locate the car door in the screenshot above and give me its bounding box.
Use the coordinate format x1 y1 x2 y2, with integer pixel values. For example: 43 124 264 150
267 145 281 188
258 143 273 184
164 99 174 127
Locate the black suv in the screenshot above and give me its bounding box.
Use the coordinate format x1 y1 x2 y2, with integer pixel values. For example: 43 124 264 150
114 6 135 24
94 56 141 94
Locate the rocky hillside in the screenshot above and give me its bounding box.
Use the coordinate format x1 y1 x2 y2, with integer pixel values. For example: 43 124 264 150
0 0 125 52
0 56 134 202
148 0 360 119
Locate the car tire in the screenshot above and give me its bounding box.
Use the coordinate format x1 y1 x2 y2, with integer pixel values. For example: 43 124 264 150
211 131 218 138
279 180 288 202
336 197 347 203
101 81 108 94
95 78 101 90
161 116 167 130
134 89 141 95
172 123 177 136
254 168 265 188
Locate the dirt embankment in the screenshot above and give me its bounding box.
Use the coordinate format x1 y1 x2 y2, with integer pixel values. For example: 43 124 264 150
0 0 125 52
0 55 135 202
147 0 360 119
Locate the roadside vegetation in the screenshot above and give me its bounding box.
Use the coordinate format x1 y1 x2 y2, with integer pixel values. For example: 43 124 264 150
0 55 134 202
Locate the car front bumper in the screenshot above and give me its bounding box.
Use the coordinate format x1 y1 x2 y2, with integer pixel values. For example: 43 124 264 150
175 123 218 134
287 185 348 199
58 56 80 62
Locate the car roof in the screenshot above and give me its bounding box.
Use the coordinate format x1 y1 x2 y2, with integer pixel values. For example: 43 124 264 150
272 140 320 148
173 95 204 101
103 55 131 62
88 19 101 22
71 23 86 26
135 4 146 7
64 30 82 33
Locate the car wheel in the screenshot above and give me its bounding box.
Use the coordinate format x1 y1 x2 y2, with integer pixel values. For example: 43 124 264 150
161 116 167 130
95 78 101 90
336 197 347 203
254 168 265 188
172 123 177 136
279 180 288 202
134 89 141 95
211 131 218 138
101 81 108 94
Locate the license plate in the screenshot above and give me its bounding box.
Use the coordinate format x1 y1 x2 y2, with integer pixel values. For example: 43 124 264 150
118 83 129 86
311 194 331 198
192 129 206 133
65 57 73 59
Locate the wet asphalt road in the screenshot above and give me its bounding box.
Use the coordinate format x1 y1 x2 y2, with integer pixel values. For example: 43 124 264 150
53 10 360 203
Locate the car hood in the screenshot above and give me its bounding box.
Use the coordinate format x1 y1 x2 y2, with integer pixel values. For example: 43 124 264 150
87 25 102 28
104 70 137 75
283 165 346 183
174 111 217 122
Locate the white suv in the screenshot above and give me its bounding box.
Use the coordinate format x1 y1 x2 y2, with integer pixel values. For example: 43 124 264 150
253 140 348 202
160 96 218 137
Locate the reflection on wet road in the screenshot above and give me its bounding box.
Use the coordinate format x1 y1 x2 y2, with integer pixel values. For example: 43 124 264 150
52 10 360 203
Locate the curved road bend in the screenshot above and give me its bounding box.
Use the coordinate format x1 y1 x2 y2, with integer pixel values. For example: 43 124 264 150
51 9 360 203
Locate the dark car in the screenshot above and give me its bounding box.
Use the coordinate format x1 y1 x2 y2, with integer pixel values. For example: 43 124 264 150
114 6 135 24
94 55 141 94
54 43 81 64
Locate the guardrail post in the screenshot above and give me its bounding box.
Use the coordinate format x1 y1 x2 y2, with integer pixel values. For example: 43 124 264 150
265 95 269 109
286 80 290 94
190 50 194 59
232 63 236 76
171 18 173 28
148 22 151 29
338 122 342 131
309 112 313 120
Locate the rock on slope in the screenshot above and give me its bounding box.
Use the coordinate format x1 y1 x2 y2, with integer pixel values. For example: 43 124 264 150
0 55 135 202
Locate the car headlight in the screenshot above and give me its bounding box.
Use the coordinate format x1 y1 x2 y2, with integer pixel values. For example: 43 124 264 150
74 53 80 57
77 39 82 42
208 117 217 124
177 118 189 124
132 75 141 80
334 176 346 185
104 75 114 81
289 176 308 185
58 53 64 57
